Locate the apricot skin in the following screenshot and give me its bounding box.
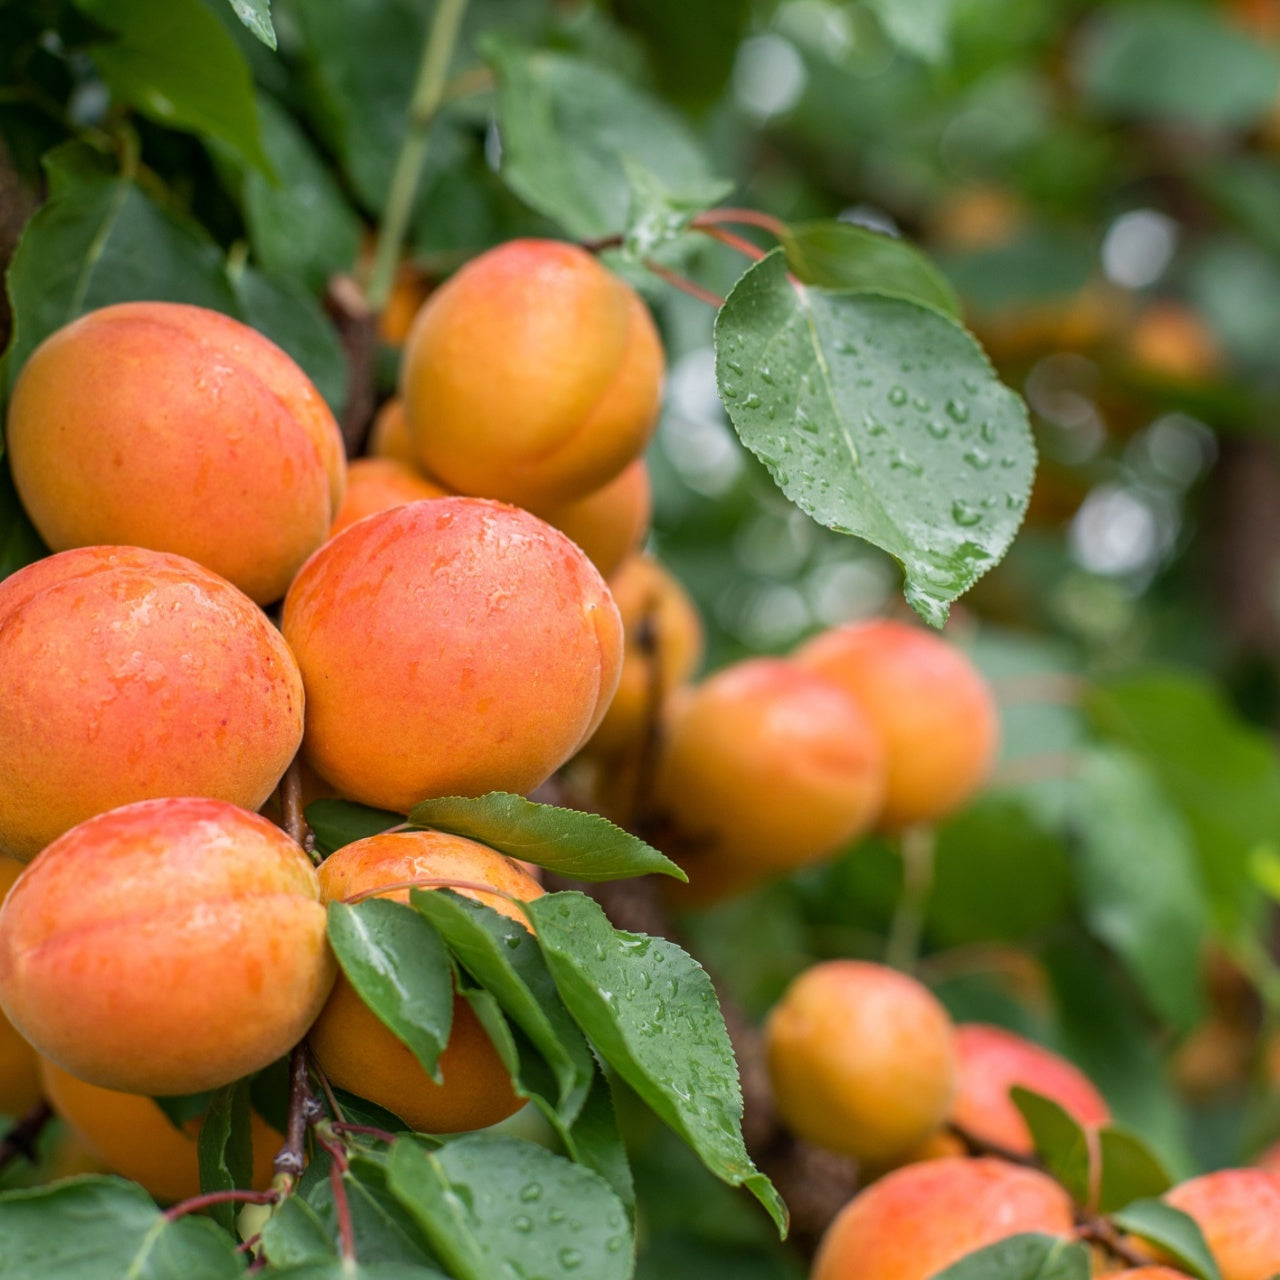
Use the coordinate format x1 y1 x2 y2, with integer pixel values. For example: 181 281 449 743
282 498 623 813
654 659 885 895
0 797 335 1096
541 459 652 581
400 239 663 512
0 860 39 1115
367 399 417 468
951 1023 1109 1154
766 960 955 1166
1164 1169 1280 1280
40 1059 283 1203
0 546 304 862
813 1157 1075 1280
796 619 998 829
309 830 542 1133
328 458 449 538
6 301 346 604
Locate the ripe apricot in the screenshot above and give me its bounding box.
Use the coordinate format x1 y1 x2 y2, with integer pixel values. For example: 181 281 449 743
813 1157 1075 1280
654 660 885 892
309 830 542 1132
0 797 334 1095
1164 1169 1280 1280
282 498 623 812
0 859 39 1115
367 399 417 468
6 301 346 604
541 459 652 581
951 1023 1109 1154
400 239 663 512
40 1059 283 1203
0 546 304 861
795 619 998 829
766 960 954 1166
586 554 703 759
328 458 449 538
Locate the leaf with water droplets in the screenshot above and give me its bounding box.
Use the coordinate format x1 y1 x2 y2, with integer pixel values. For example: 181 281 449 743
386 1135 633 1280
527 892 788 1236
714 250 1035 625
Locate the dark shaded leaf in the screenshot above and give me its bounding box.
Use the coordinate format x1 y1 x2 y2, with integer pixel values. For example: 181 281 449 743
1111 1200 1219 1280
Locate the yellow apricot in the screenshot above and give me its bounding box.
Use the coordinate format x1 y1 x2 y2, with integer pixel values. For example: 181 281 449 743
400 239 663 512
766 960 955 1166
0 546 304 861
540 459 652 581
328 458 450 539
1164 1170 1280 1280
6 301 346 604
367 399 417 468
309 830 542 1133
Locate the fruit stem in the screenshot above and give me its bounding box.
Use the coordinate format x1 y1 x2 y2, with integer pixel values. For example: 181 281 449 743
273 1042 322 1191
642 258 726 308
885 825 936 972
0 1100 52 1174
279 755 315 859
696 224 768 262
366 0 472 311
693 208 790 241
163 1188 279 1222
315 1127 356 1261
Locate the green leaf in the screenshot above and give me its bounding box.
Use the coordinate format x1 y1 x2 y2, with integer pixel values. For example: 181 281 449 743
152 1089 217 1131
1111 1200 1220 1280
487 42 720 239
563 1068 635 1216
526 892 786 1235
267 1265 446 1279
1077 5 1280 130
0 1177 244 1278
197 1082 253 1233
621 157 733 261
930 1234 1091 1280
306 800 404 858
1096 1126 1173 1214
1072 747 1208 1033
225 0 275 50
782 221 960 318
715 250 1035 626
1009 1088 1092 1206
240 93 362 293
864 0 957 64
407 793 686 882
259 1196 336 1267
1086 672 1280 945
386 1135 633 1280
409 890 594 1121
327 900 455 1082
73 0 272 174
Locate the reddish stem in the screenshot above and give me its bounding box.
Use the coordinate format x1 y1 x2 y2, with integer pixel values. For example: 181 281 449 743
274 1043 320 1187
642 258 725 308
693 207 789 240
164 1188 278 1222
316 1132 356 1262
332 1122 398 1144
696 224 767 262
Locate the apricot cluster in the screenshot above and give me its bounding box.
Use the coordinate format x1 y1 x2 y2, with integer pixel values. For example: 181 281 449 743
0 237 665 1190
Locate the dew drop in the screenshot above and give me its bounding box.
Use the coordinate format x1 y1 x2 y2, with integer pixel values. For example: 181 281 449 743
760 367 775 385
514 1216 533 1233
980 420 998 444
890 453 924 476
963 447 992 471
743 392 761 409
888 386 908 406
558 1249 584 1271
726 359 744 375
952 500 984 528
837 339 858 355
962 376 979 393
520 1183 543 1203
721 385 739 400
1000 455 1018 469
945 398 970 424
925 421 950 440
913 396 931 411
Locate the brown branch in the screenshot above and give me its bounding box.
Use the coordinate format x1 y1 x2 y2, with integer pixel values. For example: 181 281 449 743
164 1188 278 1222
273 1043 321 1189
280 755 314 859
946 1120 1040 1168
1076 1216 1156 1269
324 275 378 459
0 1101 53 1174
331 1121 398 1145
693 208 790 241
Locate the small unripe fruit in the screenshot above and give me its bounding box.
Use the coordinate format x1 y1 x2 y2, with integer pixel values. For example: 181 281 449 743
400 239 663 511
0 797 335 1095
0 546 304 861
1164 1169 1280 1280
766 960 955 1166
6 301 346 604
796 619 998 829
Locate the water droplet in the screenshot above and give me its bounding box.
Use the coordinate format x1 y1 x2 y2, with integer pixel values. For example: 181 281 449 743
796 410 820 436
963 447 992 471
913 396 931 411
721 384 739 400
980 420 998 444
1000 455 1018 469
520 1183 543 1203
888 386 908 406
962 376 979 393
1006 493 1022 509
743 392 761 409
952 500 984 528
890 453 924 476
945 398 969 424
514 1216 533 1233
558 1249 584 1270
837 339 858 355
864 416 888 437
549 1209 566 1225
925 421 950 440
607 1237 626 1254
726 359 744 375
760 367 775 385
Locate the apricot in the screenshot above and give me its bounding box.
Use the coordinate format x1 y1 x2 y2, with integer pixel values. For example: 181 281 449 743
951 1023 1109 1154
367 398 417 468
282 498 623 812
765 960 954 1166
541 459 652 581
654 659 885 891
6 301 346 604
1163 1169 1280 1280
328 458 450 538
309 830 542 1132
813 1157 1075 1280
0 860 39 1115
40 1059 283 1203
1127 301 1222 383
795 619 998 829
586 554 703 759
0 797 334 1095
0 546 304 861
400 239 663 512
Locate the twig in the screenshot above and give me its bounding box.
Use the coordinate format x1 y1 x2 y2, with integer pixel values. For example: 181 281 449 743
696 223 767 262
280 755 314 858
314 1129 356 1262
885 826 936 972
946 1120 1039 1168
331 1122 398 1144
164 1189 278 1222
273 1044 321 1189
1076 1216 1156 1268
0 1101 52 1174
642 258 725 308
693 207 790 240
324 275 378 459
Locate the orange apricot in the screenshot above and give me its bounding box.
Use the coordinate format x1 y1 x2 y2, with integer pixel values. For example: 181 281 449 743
328 458 450 538
795 619 998 829
6 301 346 604
654 659 885 891
1127 301 1222 383
813 1157 1075 1280
0 546 304 861
400 239 663 512
0 797 334 1095
282 498 623 812
0 860 39 1115
766 960 955 1166
585 554 703 759
309 830 542 1133
367 399 418 468
540 459 652 581
1164 1169 1280 1280
951 1023 1109 1154
40 1059 283 1203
